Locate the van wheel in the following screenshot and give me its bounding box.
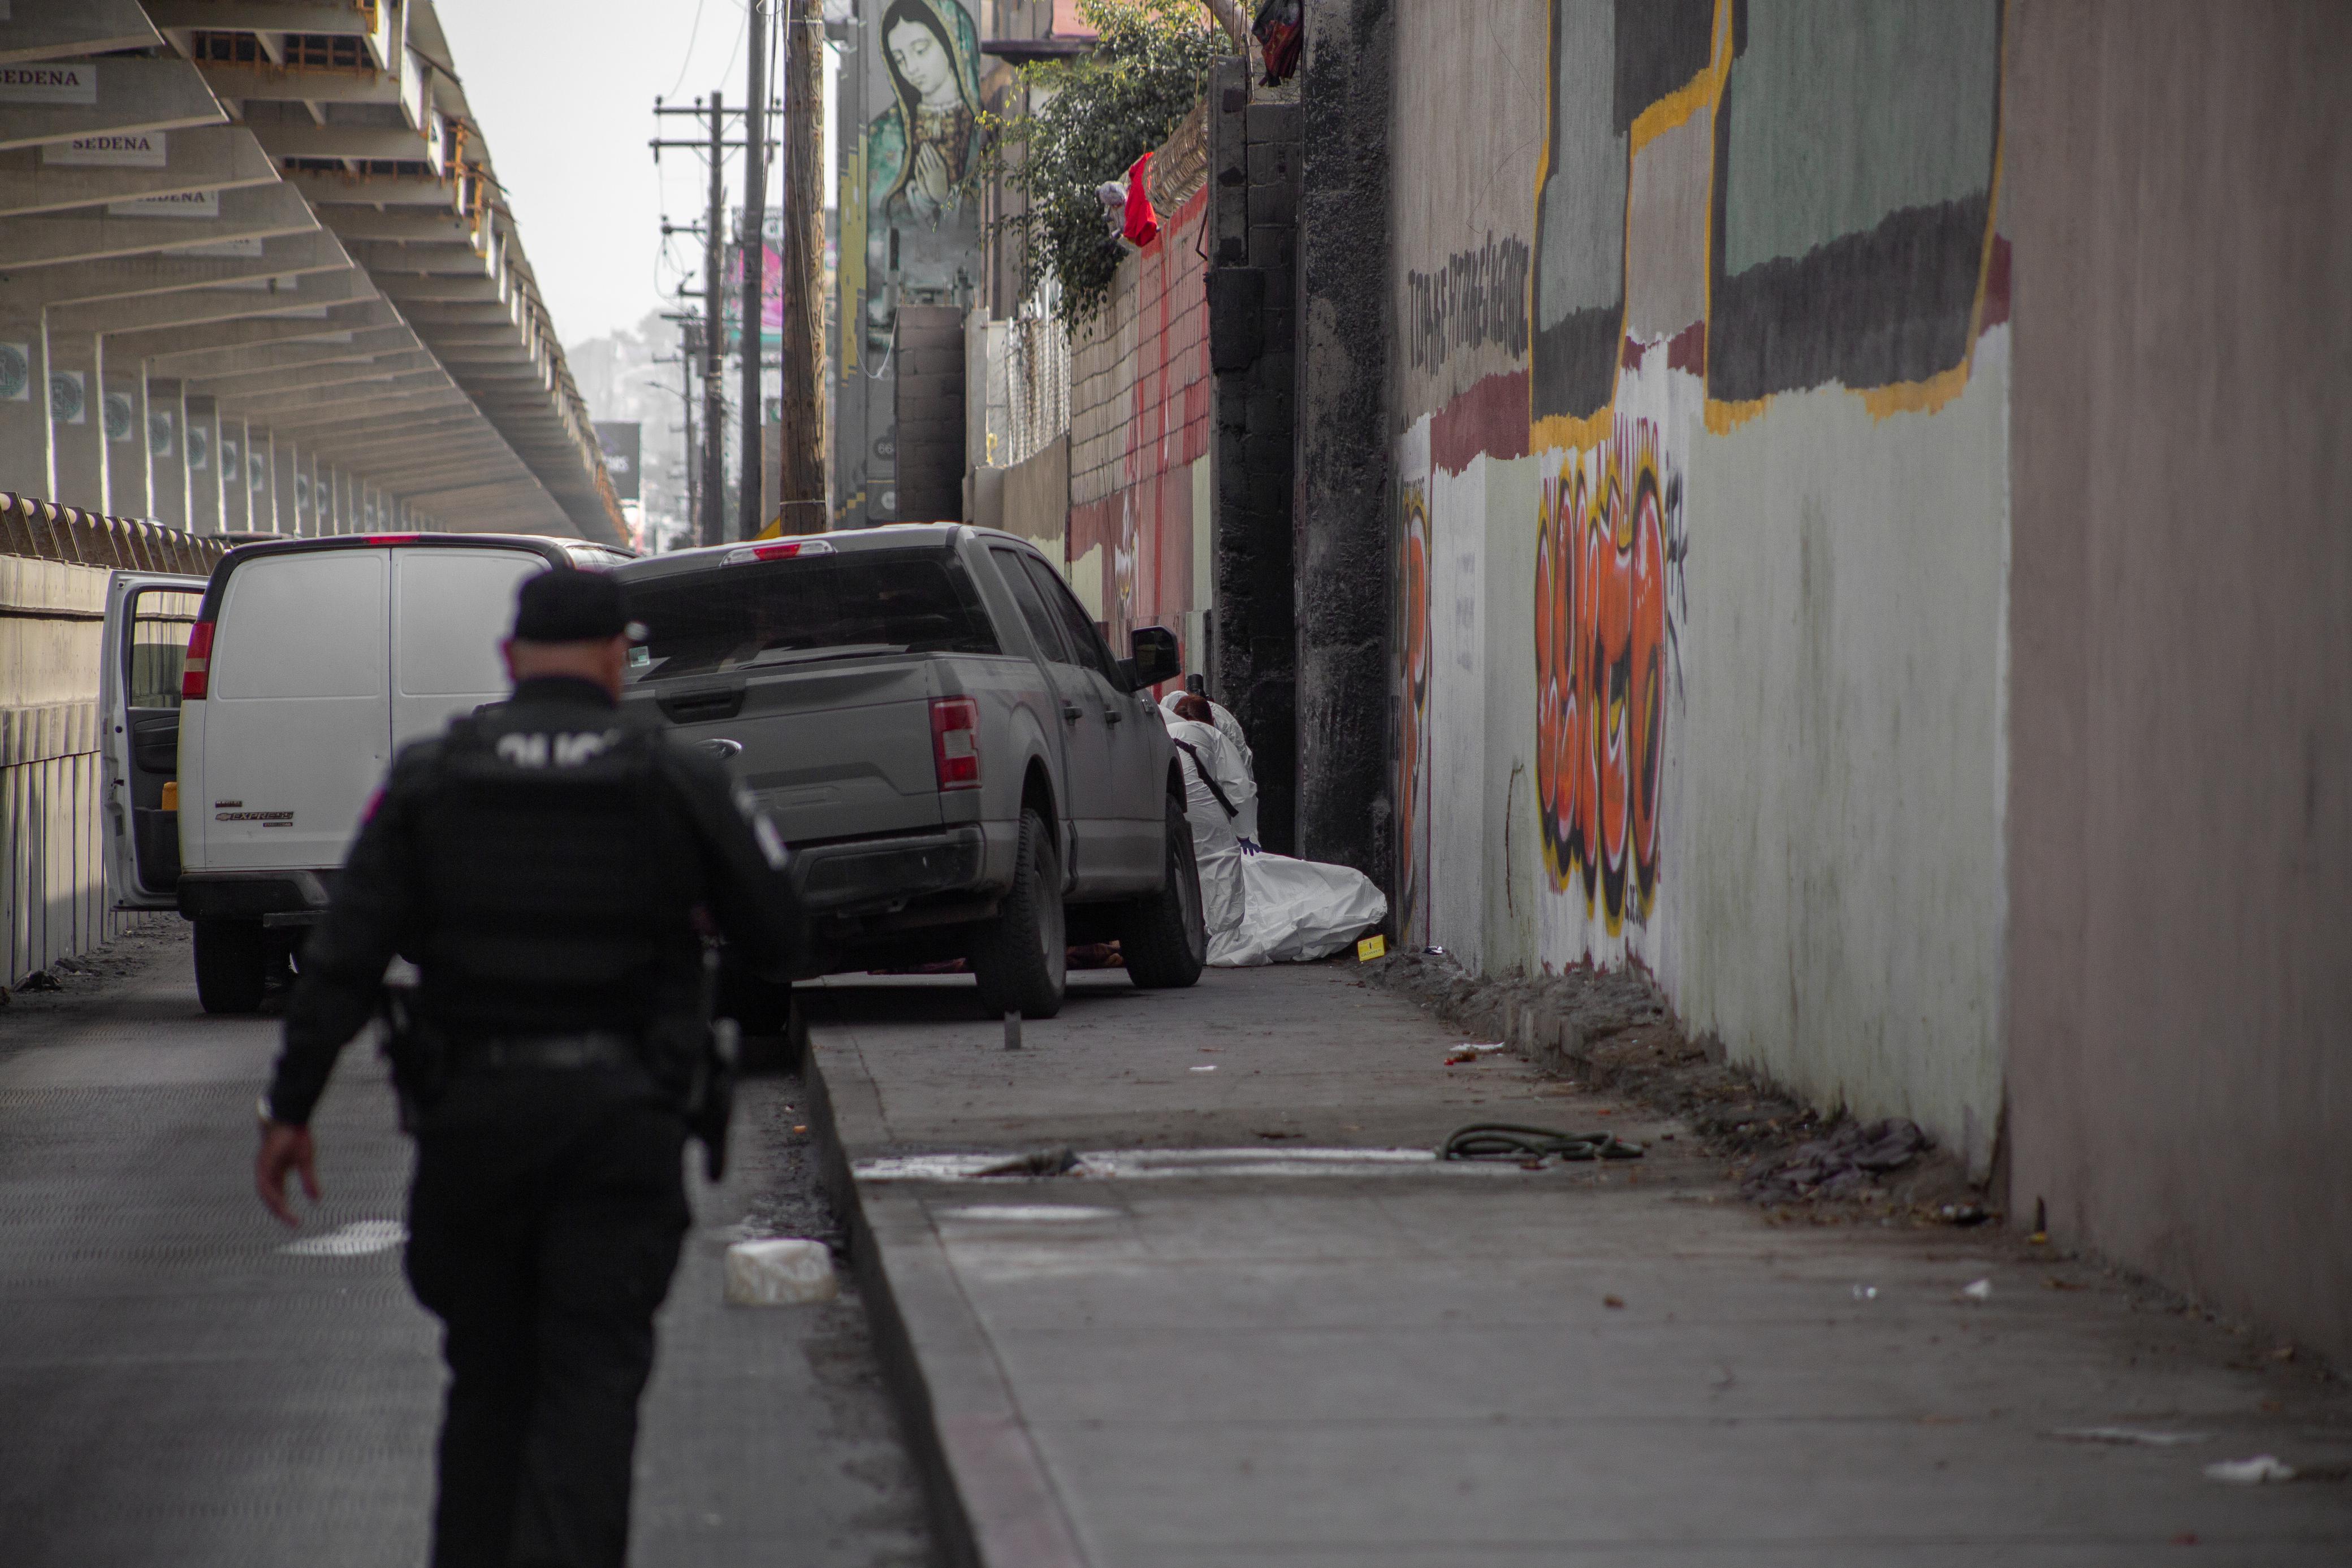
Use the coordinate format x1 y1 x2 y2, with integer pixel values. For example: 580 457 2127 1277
970 808 1066 1020
193 918 268 1015
1119 795 1207 989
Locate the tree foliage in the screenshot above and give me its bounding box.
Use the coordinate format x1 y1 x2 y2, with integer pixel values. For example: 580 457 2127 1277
988 0 1223 326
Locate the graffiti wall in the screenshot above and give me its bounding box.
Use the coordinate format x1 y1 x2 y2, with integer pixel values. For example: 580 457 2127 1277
1391 0 2012 1169
833 0 987 526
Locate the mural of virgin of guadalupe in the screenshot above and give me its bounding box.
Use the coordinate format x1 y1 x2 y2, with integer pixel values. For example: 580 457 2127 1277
867 0 983 230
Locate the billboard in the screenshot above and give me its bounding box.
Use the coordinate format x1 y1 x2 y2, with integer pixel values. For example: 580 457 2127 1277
594 421 642 501
727 209 788 351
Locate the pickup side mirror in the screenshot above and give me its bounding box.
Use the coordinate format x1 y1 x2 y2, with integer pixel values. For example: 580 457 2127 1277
1126 625 1181 691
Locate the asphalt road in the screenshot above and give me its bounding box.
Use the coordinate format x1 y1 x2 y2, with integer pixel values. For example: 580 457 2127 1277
0 924 929 1568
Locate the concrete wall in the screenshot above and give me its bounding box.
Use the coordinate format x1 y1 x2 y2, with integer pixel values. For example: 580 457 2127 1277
2005 0 2352 1362
1206 60 1302 852
1292 0 1392 877
1390 0 2013 1171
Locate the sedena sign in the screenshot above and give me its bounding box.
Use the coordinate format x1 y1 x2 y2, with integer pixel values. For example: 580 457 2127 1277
0 62 98 105
46 131 166 167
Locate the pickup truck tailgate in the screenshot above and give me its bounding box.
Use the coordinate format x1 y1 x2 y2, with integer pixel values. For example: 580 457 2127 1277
641 660 941 841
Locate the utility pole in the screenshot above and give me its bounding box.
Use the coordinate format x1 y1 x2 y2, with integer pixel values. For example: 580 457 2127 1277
775 0 826 534
654 92 773 548
660 308 702 541
738 3 768 542
703 91 727 547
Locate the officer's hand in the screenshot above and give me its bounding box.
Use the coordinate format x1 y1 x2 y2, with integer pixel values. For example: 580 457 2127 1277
256 1121 321 1228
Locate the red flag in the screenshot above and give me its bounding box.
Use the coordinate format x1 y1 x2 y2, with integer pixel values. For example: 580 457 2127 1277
1122 152 1160 248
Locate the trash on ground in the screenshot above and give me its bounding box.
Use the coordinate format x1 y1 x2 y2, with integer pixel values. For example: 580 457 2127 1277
858 1146 1438 1183
2203 1454 2297 1485
937 1205 1117 1223
2050 1427 2211 1446
1422 945 1446 956
976 1146 1080 1177
1939 1202 1992 1226
1190 1064 1218 1073
1602 1294 1625 1309
1740 1117 1929 1203
1852 1285 1879 1301
1962 1278 1994 1301
14 970 61 993
1439 1123 1645 1163
1445 1042 1508 1065
280 1219 407 1258
724 1238 837 1306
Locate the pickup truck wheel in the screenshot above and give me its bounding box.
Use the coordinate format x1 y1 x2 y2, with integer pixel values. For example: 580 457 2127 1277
1119 795 1207 989
970 808 1067 1020
193 917 268 1015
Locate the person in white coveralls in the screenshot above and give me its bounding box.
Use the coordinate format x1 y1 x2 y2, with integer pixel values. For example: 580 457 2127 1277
1158 690 1386 967
1161 693 1257 963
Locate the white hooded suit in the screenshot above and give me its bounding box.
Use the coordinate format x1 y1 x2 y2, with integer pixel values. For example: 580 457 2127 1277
1163 714 1256 961
1158 699 1386 967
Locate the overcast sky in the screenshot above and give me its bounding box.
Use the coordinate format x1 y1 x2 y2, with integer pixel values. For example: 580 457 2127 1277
435 1 838 348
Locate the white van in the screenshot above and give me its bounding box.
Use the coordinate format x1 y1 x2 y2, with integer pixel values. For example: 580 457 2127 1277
101 533 634 1012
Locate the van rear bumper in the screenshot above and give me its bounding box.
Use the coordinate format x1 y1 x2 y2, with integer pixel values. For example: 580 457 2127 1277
178 870 335 922
792 824 994 917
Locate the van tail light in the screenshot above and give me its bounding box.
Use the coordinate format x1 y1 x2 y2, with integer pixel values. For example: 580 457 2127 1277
930 696 980 790
181 618 215 700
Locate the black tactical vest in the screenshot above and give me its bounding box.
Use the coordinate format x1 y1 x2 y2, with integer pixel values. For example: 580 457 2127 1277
409 709 702 1038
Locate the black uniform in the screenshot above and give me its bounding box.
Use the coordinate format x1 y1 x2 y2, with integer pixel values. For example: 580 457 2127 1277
265 672 798 1568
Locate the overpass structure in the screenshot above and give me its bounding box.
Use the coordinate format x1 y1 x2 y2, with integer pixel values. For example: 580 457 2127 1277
0 0 623 543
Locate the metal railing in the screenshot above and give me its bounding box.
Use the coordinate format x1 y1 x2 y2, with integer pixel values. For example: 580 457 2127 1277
0 497 225 986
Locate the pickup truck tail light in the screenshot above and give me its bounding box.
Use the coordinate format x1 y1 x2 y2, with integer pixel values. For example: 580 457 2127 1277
726 539 835 565
930 696 980 790
180 618 215 700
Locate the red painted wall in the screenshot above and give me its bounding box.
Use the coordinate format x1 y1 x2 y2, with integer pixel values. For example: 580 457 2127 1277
1067 189 1210 648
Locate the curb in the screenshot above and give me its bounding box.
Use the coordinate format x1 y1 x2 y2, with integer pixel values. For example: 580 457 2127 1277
802 1018 1090 1568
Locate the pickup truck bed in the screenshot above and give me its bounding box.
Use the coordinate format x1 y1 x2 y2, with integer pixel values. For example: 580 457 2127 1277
612 525 1206 1017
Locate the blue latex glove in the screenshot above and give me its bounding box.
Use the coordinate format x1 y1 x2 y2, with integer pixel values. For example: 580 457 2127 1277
1238 838 1261 856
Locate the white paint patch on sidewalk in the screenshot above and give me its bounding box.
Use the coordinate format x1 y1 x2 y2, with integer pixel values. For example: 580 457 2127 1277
856 1146 1458 1183
280 1219 407 1257
938 1205 1121 1223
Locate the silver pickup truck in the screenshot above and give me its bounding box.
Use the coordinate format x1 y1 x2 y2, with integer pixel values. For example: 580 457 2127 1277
611 525 1207 1018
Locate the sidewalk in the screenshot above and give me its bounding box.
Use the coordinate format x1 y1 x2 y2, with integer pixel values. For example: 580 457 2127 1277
805 963 2352 1567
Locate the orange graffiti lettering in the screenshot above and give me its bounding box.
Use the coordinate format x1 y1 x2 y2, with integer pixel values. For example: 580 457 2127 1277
1535 426 1670 932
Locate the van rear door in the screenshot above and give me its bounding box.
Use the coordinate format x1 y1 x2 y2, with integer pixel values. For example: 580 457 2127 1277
98 569 206 908
391 547 546 746
197 548 390 870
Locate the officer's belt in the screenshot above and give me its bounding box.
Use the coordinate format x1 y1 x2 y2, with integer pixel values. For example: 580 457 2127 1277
464 1032 641 1072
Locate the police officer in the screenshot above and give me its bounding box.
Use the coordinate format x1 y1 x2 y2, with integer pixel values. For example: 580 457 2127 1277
253 568 798 1568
